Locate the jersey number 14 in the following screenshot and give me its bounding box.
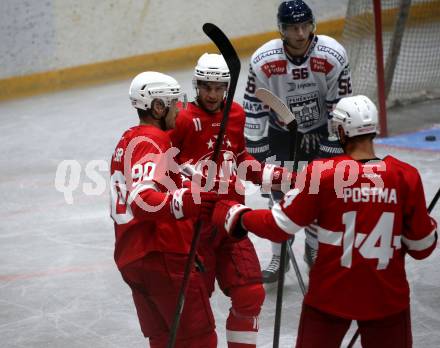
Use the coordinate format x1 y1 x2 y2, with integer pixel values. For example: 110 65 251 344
341 211 396 270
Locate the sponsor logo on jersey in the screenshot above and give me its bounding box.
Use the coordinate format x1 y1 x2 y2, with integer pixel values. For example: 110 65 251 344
298 82 317 89
310 57 334 74
212 122 221 127
286 91 321 129
253 48 284 64
287 83 296 92
287 82 296 92
261 60 287 78
243 100 266 113
245 123 260 130
317 45 345 65
288 82 318 92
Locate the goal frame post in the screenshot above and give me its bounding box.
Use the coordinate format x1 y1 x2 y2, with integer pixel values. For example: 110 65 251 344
373 0 389 137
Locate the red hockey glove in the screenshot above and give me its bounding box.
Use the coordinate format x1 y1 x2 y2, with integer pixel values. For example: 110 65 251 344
171 188 218 220
212 200 251 239
260 164 296 193
186 172 244 203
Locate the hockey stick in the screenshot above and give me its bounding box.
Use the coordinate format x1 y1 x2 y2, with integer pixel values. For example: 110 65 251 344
256 88 305 348
346 185 440 348
273 131 302 348
255 88 304 134
286 239 307 295
428 186 440 213
167 23 241 348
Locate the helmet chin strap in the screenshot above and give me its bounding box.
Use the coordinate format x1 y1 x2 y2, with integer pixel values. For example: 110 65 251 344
150 107 168 120
150 107 169 130
336 128 348 150
159 117 167 131
282 33 314 56
151 114 163 121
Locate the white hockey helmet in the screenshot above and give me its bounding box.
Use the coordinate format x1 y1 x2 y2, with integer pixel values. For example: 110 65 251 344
331 95 379 137
129 71 184 111
193 53 230 89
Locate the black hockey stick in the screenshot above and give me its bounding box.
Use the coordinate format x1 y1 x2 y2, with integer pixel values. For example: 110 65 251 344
286 239 307 295
347 185 440 348
256 88 307 298
428 186 440 213
273 131 301 348
255 88 302 348
167 23 241 348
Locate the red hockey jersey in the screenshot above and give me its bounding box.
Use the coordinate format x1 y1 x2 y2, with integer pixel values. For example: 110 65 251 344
170 102 259 201
110 125 193 269
242 155 437 319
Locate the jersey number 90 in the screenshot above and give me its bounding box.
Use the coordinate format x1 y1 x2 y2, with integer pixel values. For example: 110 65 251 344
110 163 156 225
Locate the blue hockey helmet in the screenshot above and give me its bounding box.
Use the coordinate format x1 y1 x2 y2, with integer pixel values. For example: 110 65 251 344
277 1 315 29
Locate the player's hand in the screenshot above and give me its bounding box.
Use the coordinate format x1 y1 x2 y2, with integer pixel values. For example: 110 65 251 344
198 191 219 220
189 173 244 203
171 188 218 220
260 164 297 192
212 200 251 239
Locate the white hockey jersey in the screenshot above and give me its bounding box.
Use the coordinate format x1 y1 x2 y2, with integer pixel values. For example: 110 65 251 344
243 35 352 160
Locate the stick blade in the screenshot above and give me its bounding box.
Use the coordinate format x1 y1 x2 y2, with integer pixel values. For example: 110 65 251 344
202 23 241 163
255 88 297 128
202 23 241 76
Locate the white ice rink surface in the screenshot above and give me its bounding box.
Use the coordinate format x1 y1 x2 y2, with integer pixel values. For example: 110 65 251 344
1 63 439 347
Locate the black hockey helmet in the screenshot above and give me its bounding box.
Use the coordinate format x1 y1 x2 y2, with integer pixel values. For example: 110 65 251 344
277 0 315 29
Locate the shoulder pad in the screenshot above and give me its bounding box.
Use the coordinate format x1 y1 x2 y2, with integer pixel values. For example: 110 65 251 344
314 35 347 66
252 39 285 66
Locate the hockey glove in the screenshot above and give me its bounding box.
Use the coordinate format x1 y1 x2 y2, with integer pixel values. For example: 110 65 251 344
259 164 296 193
301 132 321 154
212 200 251 240
171 188 218 220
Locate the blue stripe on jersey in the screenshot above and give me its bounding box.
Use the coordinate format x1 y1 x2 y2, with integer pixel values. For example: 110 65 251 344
243 94 265 103
246 111 269 118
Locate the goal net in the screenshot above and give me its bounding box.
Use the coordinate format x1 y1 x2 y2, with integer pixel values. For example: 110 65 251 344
342 0 440 107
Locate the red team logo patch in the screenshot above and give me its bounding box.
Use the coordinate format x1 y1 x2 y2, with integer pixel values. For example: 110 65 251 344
310 57 334 74
261 60 287 78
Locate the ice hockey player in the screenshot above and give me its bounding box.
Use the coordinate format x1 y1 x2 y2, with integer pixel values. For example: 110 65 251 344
212 95 438 348
170 53 294 347
243 0 353 282
110 71 219 347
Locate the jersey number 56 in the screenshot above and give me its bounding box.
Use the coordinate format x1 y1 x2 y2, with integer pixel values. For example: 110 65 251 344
338 78 352 96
